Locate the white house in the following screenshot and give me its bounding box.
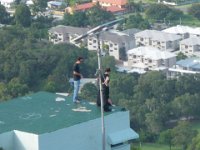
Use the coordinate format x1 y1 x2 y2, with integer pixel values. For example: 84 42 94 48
135 30 182 51
88 31 136 60
49 25 89 44
0 0 14 8
163 25 200 38
127 46 176 70
0 91 139 150
180 37 200 57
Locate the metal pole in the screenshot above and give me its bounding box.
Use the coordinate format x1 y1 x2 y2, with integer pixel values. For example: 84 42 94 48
97 33 106 150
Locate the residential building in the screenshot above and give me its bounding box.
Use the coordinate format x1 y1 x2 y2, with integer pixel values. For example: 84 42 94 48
127 46 176 70
88 31 135 60
0 0 14 8
66 0 127 14
163 25 200 38
168 58 200 77
49 25 89 44
180 37 200 57
65 2 95 14
135 30 182 51
47 1 63 9
94 0 127 8
0 91 139 150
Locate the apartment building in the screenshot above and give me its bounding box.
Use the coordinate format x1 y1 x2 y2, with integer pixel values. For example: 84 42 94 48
127 46 176 70
88 31 135 60
0 92 139 150
163 25 200 38
49 25 89 44
135 30 182 51
180 37 200 57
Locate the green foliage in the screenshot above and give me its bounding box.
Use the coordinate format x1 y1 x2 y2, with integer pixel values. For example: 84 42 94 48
176 52 187 61
86 4 115 27
32 0 48 12
187 134 200 150
172 121 197 150
188 4 200 20
63 12 89 27
81 83 98 101
159 129 173 150
145 4 183 20
125 14 150 30
0 4 11 24
15 4 31 27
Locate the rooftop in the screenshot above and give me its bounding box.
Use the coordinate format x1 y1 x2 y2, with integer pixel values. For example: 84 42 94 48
127 46 176 60
96 0 127 6
135 30 182 42
177 58 200 69
180 37 200 45
0 91 122 135
163 25 200 36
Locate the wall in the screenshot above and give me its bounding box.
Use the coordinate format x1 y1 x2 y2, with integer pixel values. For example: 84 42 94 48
0 131 14 150
39 111 131 150
14 130 39 150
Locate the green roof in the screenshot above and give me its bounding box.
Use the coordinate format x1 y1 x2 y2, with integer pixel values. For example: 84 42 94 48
0 91 122 134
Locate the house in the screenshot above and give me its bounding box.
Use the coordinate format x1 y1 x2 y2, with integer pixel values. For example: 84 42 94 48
163 25 200 38
168 58 200 77
94 0 127 8
127 46 176 70
180 37 200 57
49 25 89 44
65 2 95 14
66 0 127 14
135 30 182 51
47 1 63 9
88 31 135 60
0 91 139 150
0 0 14 8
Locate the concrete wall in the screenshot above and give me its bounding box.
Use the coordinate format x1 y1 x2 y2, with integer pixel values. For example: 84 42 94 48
14 130 38 150
0 131 14 150
39 111 131 150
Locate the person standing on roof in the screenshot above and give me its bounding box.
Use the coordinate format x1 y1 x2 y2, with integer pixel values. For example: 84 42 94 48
73 56 84 103
97 68 112 111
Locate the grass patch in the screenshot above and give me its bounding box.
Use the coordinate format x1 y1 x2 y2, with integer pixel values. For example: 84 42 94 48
132 143 181 150
191 120 200 132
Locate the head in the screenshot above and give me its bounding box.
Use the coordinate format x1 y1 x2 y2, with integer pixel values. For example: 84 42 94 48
77 56 84 63
105 68 111 73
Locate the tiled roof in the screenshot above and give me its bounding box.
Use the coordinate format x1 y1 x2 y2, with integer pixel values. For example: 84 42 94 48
105 5 126 12
74 2 95 11
0 91 122 134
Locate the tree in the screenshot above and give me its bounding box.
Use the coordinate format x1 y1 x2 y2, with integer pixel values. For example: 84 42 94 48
15 4 31 27
159 129 173 150
86 4 115 27
187 134 200 150
125 14 150 30
32 0 48 12
0 4 10 24
176 52 187 61
172 121 197 150
145 4 183 21
81 83 98 101
188 4 200 20
62 12 89 27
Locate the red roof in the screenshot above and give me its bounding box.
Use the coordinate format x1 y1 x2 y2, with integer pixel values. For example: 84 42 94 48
74 2 95 11
97 0 127 6
105 5 126 12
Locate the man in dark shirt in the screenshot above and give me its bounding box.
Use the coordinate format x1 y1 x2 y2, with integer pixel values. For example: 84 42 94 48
73 57 84 103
